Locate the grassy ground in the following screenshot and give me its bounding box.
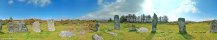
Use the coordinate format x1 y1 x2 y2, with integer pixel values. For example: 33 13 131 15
0 22 217 40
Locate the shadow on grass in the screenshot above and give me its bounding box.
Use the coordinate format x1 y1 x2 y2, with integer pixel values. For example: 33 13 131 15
180 32 192 40
145 31 156 40
0 32 5 35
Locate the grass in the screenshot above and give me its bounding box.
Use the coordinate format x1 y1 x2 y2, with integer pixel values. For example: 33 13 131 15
0 22 217 40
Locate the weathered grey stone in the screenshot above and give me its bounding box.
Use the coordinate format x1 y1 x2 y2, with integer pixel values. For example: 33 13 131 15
7 22 14 33
94 22 100 32
106 32 117 36
210 20 217 33
32 21 41 32
114 15 120 30
47 19 55 31
92 34 103 40
129 25 137 32
178 18 186 33
59 31 73 38
152 13 158 32
137 27 148 33
7 21 28 33
19 21 28 32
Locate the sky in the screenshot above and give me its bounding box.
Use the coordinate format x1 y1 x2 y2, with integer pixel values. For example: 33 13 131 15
0 0 217 21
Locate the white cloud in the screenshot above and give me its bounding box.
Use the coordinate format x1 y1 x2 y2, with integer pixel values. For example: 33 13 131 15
171 0 199 21
8 0 51 7
141 0 199 21
175 0 199 14
81 0 199 21
8 0 14 5
80 0 144 20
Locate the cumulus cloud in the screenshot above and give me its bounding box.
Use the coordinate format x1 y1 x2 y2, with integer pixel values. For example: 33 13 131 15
80 0 144 20
8 0 51 7
81 0 199 21
8 0 14 5
169 0 199 21
175 0 199 13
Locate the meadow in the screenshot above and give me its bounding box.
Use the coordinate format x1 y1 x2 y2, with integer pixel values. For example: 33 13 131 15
0 20 217 40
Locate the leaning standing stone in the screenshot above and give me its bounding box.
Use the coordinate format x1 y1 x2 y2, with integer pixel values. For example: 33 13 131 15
47 19 55 31
152 13 158 32
178 18 186 33
114 15 120 30
32 21 41 32
210 20 217 33
92 34 103 40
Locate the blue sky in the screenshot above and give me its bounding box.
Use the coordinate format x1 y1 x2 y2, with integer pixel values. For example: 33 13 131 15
0 0 217 21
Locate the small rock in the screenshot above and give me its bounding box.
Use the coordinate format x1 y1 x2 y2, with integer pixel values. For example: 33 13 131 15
137 27 148 33
92 34 103 40
59 31 73 38
106 32 117 36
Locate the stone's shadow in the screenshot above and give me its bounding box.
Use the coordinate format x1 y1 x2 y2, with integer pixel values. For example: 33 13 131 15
180 32 192 40
0 32 5 35
146 31 156 40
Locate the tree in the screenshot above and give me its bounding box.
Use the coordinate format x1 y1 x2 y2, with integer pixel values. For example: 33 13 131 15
141 14 145 23
108 18 112 22
163 16 168 23
132 14 136 23
9 17 13 22
146 15 151 23
120 15 127 23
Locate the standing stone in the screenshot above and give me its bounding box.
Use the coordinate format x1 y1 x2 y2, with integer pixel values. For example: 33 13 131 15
7 21 28 33
0 20 2 32
178 18 186 33
152 13 158 32
114 15 120 30
92 34 103 40
32 21 41 32
47 19 55 31
7 22 15 33
19 21 28 32
94 22 100 32
210 20 217 33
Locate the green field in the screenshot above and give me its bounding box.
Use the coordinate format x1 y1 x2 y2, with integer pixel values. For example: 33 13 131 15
0 21 217 40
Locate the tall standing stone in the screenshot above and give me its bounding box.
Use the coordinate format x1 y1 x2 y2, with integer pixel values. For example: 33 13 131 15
210 20 217 33
178 18 186 33
32 21 41 32
47 19 55 31
114 15 120 30
95 22 100 32
152 13 158 32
